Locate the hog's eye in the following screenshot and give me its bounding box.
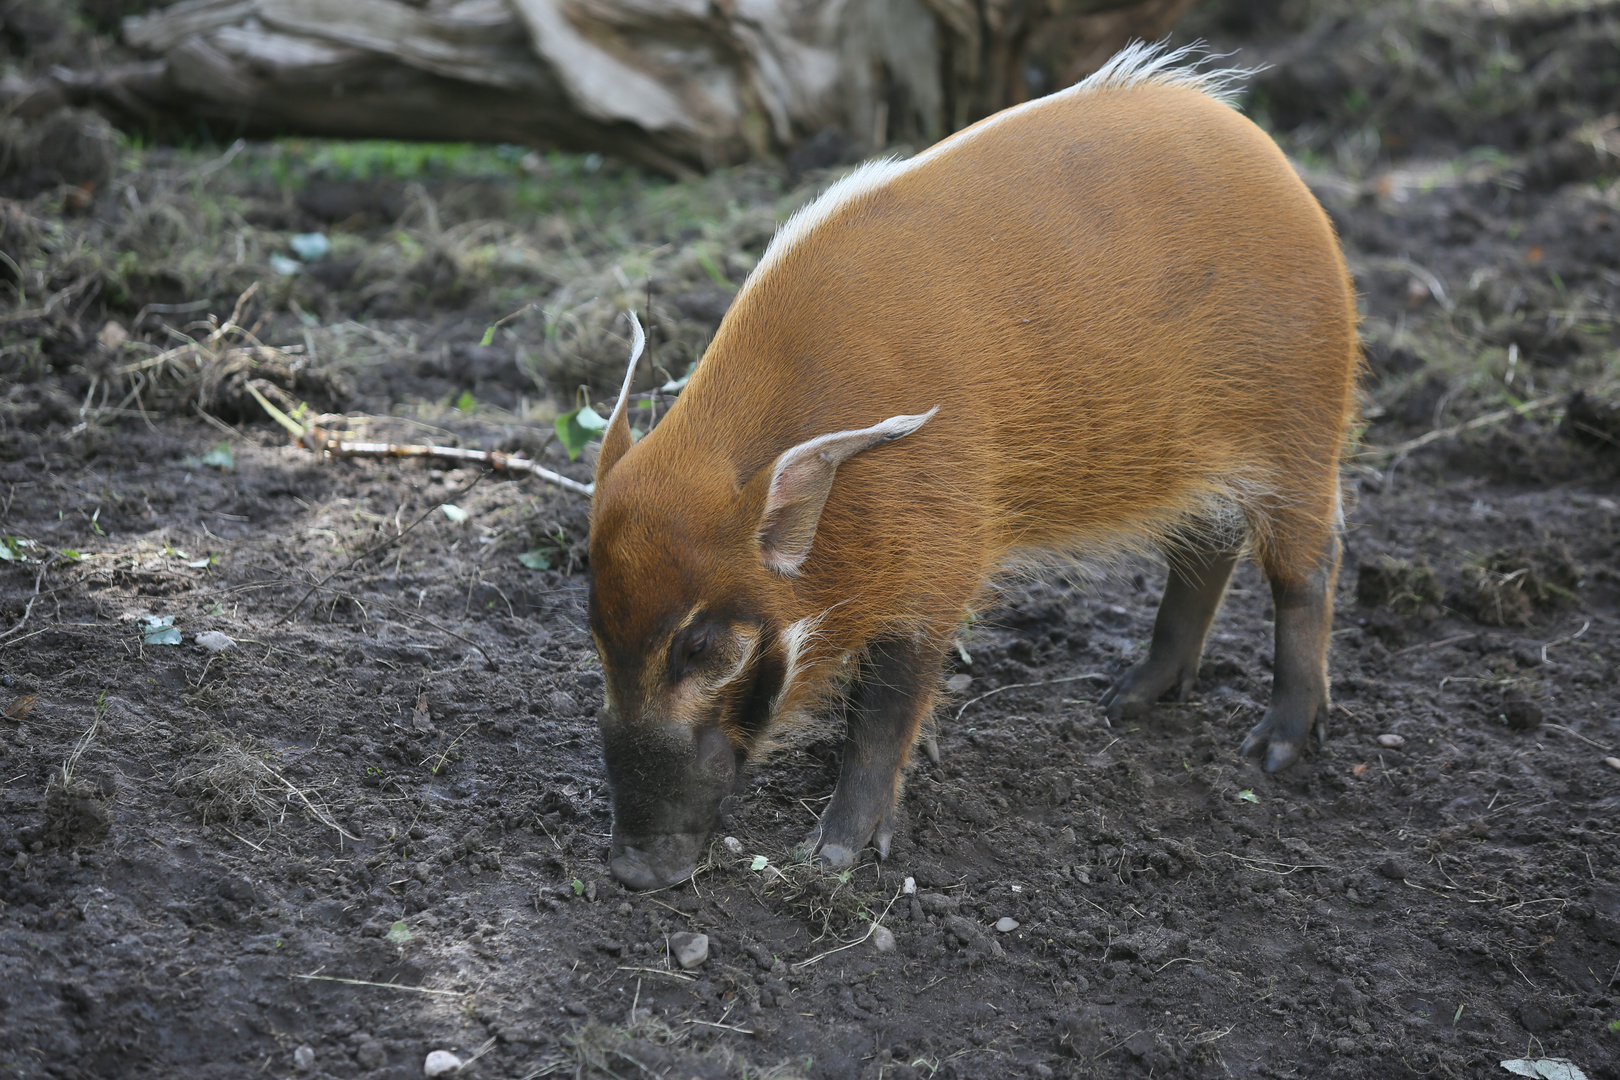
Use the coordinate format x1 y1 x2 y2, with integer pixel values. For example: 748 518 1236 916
671 625 711 681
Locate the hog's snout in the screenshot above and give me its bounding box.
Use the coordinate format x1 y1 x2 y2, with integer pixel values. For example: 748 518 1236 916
599 711 739 890
609 831 708 890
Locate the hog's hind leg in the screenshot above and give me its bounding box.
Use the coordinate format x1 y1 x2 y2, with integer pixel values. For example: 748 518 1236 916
1098 543 1240 722
1240 518 1342 772
814 637 940 869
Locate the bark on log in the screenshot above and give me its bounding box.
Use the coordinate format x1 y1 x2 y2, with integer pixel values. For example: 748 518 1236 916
0 0 1200 174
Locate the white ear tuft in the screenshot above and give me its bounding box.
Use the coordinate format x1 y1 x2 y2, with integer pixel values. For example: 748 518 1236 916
593 312 646 487
758 407 937 574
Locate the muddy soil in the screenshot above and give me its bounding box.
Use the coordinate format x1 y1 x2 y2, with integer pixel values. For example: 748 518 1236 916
3 2 1620 1079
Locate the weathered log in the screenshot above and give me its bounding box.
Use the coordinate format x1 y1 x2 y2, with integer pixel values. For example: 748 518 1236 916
1 0 1201 174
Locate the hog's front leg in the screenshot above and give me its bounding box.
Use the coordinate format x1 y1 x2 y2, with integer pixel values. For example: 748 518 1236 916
813 637 940 868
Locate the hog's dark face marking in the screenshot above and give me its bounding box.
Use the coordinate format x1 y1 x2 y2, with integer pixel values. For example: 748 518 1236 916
587 490 787 889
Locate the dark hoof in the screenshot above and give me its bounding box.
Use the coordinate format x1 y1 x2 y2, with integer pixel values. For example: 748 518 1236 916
609 831 706 890
1239 713 1308 773
1099 656 1198 722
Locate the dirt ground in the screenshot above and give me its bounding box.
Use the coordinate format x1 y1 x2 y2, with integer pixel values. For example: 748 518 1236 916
3 1 1620 1078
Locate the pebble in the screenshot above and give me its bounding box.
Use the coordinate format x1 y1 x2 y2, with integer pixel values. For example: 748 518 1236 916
995 917 1019 933
945 674 972 693
293 1045 315 1071
722 836 744 854
424 1049 462 1077
870 924 896 953
670 931 709 970
194 630 236 652
1605 757 1620 773
1376 733 1405 748
902 876 916 895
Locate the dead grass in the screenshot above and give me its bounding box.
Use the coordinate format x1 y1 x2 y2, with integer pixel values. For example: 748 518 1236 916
172 729 283 825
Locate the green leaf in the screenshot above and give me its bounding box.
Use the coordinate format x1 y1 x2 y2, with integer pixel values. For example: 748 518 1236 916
140 614 182 646
517 549 551 571
386 920 413 945
199 442 234 469
555 404 607 461
750 855 768 871
455 390 476 414
0 540 13 562
571 878 585 896
1237 789 1259 804
58 549 86 563
479 325 497 347
440 504 469 524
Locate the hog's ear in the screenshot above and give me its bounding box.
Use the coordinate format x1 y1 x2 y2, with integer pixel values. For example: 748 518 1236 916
757 407 938 575
593 312 646 494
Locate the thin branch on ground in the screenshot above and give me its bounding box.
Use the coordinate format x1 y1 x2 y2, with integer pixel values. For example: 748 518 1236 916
299 426 593 497
952 672 1111 723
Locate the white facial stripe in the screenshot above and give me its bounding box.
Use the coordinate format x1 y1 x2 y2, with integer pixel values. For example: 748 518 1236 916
772 608 833 719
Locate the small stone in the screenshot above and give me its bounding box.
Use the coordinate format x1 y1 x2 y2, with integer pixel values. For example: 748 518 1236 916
1604 757 1620 773
945 674 972 692
195 630 236 652
902 876 916 895
722 836 744 854
355 1041 387 1069
1377 857 1407 881
870 924 896 953
670 931 709 970
546 690 580 717
293 1045 315 1071
995 917 1019 933
424 1049 462 1077
1376 733 1405 748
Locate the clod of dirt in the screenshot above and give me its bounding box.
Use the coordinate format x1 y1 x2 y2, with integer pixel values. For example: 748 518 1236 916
0 107 119 199
42 774 113 848
670 931 709 970
1377 733 1405 748
1356 555 1442 617
1567 389 1620 453
1454 544 1580 626
1501 691 1544 732
1055 1009 1106 1058
423 1049 462 1078
355 1042 387 1070
1377 857 1408 881
1107 927 1189 966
